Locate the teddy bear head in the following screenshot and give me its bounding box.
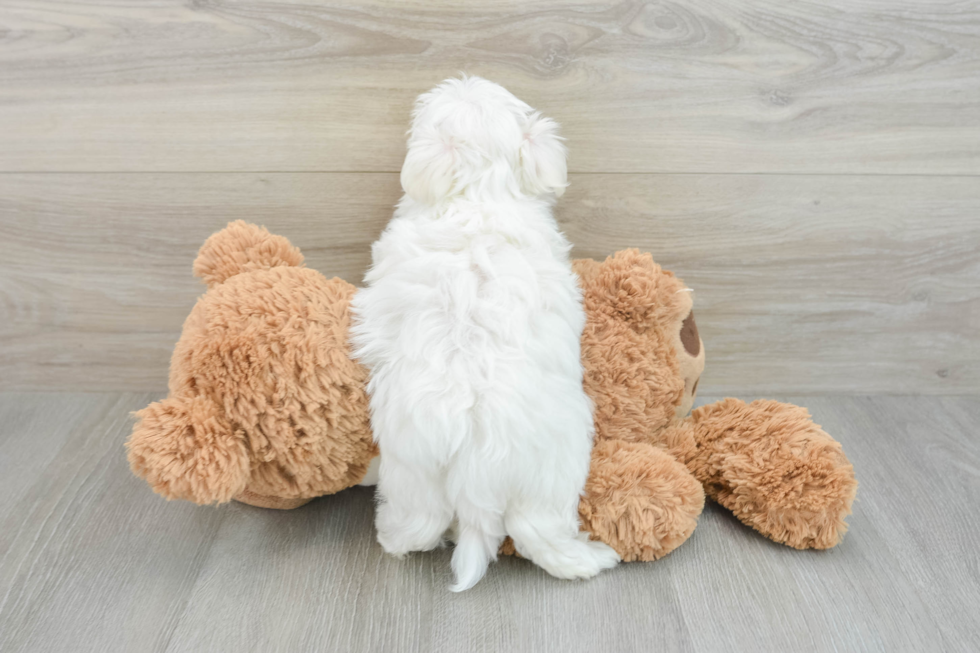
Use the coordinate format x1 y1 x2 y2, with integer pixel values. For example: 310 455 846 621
574 249 705 446
128 221 376 506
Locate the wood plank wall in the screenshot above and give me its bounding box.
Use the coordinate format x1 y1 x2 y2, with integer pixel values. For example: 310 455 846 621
1 0 978 393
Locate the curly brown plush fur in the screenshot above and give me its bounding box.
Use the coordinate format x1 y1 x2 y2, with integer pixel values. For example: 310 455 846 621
128 223 857 559
687 398 858 549
570 250 856 558
128 222 376 507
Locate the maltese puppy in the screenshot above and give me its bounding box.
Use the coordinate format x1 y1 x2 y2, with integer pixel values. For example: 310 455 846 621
351 77 620 591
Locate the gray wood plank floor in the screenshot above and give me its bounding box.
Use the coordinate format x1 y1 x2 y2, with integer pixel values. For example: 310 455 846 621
1 394 978 652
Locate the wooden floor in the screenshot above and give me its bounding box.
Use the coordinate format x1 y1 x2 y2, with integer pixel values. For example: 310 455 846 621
0 393 977 652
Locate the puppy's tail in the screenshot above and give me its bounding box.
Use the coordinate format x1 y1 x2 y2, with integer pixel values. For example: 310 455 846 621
505 513 620 581
450 526 501 592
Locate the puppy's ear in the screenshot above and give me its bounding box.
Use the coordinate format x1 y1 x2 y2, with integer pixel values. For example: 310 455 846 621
520 113 568 198
400 129 457 205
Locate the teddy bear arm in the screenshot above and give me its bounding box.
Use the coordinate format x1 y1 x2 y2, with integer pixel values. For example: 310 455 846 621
498 438 704 562
127 395 251 505
685 398 858 549
579 439 705 561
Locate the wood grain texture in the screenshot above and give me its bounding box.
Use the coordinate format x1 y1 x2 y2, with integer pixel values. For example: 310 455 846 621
2 172 977 393
0 393 228 653
1 393 978 652
0 0 978 173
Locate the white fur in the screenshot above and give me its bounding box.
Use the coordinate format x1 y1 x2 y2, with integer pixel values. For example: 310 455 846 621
351 77 620 591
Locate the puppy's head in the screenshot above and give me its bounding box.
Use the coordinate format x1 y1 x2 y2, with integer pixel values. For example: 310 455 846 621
400 76 567 205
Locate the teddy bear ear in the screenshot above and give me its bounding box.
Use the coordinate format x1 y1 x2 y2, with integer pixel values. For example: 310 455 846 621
581 249 662 328
519 112 568 198
193 221 304 288
581 249 695 334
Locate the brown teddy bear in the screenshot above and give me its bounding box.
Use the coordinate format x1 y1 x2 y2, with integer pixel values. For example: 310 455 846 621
128 221 857 561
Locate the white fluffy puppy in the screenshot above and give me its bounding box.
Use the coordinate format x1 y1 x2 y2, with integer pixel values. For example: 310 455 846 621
351 77 620 591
